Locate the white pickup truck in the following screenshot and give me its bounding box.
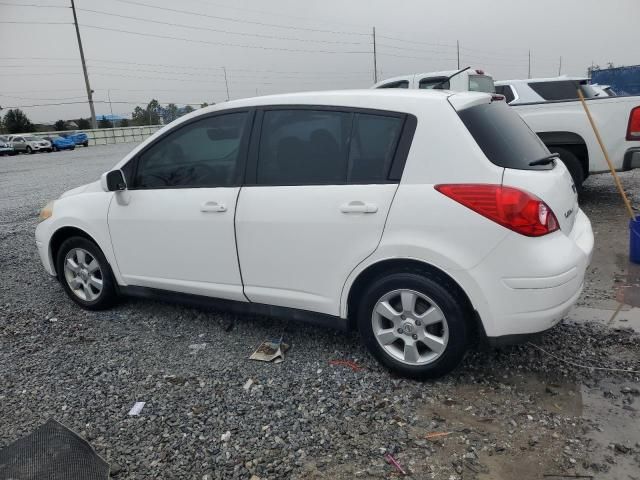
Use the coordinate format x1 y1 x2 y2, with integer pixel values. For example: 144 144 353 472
373 67 496 93
495 76 640 190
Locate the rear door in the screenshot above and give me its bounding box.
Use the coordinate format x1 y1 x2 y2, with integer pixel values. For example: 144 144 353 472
457 100 578 233
235 107 415 315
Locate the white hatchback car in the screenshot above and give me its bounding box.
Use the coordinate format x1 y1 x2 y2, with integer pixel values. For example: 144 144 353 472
35 90 593 378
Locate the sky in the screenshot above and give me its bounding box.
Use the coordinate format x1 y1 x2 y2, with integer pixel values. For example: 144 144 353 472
1 0 638 124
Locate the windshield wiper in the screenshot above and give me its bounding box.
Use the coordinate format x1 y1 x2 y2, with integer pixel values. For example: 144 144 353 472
528 154 559 166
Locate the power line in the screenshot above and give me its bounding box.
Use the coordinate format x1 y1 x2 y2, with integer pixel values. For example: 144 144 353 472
377 42 457 55
76 7 368 46
180 0 370 31
377 34 456 48
80 24 372 54
0 20 71 24
376 51 457 62
110 0 369 36
0 1 67 7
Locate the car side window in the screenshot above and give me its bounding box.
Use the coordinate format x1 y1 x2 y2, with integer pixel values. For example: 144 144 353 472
348 113 403 183
377 80 409 89
495 85 515 103
419 77 449 89
133 112 248 188
256 110 351 185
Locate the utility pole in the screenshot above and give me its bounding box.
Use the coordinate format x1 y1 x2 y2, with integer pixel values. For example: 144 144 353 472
372 26 378 83
456 40 460 69
558 56 562 76
71 0 97 130
222 67 230 101
528 49 531 79
107 90 117 142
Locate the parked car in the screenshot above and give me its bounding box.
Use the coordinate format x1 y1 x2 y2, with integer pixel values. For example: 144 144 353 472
494 76 640 190
35 90 593 379
61 131 89 147
0 135 14 156
372 67 496 93
591 84 617 97
43 135 76 151
9 135 51 153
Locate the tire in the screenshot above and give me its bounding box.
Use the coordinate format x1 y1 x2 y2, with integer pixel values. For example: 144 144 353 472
357 269 470 380
83 141 89 147
56 236 118 310
26 146 33 154
551 146 584 192
52 146 58 152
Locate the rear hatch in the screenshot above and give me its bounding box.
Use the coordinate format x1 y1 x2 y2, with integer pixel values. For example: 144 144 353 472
456 99 578 233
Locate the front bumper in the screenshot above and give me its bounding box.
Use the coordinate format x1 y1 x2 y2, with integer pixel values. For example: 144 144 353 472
463 209 594 339
0 147 13 154
35 219 56 276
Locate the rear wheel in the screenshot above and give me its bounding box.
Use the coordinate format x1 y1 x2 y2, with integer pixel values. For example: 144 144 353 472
52 146 58 152
56 236 118 310
83 141 89 147
551 146 584 192
357 270 470 379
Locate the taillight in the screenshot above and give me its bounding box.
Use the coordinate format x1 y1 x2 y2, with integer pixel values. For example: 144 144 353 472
435 184 559 237
627 106 640 141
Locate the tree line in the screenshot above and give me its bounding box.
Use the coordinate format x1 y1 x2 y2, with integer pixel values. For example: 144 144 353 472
0 99 213 134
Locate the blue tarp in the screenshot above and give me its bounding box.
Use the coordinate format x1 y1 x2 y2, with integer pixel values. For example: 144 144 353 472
97 114 127 121
591 65 640 96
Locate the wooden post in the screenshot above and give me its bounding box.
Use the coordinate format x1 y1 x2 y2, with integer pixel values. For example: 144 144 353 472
577 89 635 219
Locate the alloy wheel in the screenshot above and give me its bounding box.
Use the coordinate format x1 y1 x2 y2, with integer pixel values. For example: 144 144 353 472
63 247 103 301
371 289 449 366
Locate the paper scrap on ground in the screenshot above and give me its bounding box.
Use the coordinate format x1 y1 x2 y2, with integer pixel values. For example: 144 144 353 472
249 337 290 363
128 401 145 416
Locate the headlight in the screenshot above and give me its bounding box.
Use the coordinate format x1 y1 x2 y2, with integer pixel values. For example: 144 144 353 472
39 200 55 221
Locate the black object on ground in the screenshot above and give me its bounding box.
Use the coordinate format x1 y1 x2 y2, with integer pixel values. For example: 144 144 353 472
0 418 109 480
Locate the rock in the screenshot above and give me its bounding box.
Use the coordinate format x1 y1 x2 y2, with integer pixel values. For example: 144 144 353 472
110 463 122 476
221 431 231 442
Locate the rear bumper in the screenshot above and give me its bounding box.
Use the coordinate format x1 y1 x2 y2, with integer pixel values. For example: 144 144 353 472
461 209 593 339
623 147 640 170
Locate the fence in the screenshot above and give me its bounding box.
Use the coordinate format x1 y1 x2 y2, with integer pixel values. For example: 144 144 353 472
36 125 164 146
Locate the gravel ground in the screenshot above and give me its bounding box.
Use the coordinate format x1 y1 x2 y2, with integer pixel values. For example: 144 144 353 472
1 145 639 480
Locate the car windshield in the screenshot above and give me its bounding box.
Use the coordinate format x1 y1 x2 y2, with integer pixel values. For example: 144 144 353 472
468 75 495 93
51 136 64 141
25 136 39 141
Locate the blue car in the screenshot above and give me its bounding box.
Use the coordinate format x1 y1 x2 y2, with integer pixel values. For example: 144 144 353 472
43 135 75 151
61 131 89 147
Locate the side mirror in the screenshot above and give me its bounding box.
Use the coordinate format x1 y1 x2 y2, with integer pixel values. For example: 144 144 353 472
101 170 127 192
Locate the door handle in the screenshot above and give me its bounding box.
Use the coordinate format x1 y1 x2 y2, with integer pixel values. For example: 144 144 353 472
340 201 378 214
200 201 227 213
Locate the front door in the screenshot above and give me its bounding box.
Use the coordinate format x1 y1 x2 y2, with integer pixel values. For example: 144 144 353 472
235 108 409 315
108 110 251 301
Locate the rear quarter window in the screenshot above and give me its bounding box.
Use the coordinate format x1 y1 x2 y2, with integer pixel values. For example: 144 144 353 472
528 80 596 101
457 101 552 170
468 75 495 93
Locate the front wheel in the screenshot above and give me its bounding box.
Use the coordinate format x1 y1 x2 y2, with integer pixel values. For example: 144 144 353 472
83 141 89 147
357 271 470 379
26 146 33 154
56 236 118 310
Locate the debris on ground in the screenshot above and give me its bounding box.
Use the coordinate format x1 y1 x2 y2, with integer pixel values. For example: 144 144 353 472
249 337 289 363
127 401 145 416
384 452 408 475
328 359 363 371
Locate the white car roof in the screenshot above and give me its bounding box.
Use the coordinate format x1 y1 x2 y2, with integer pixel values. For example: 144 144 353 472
200 89 490 113
495 75 588 85
372 69 489 88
